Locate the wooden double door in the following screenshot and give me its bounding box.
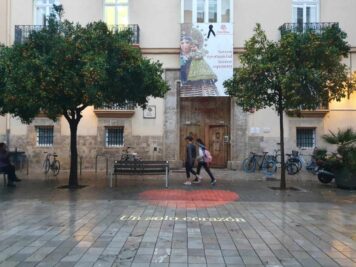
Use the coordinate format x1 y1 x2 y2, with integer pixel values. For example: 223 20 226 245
180 97 230 168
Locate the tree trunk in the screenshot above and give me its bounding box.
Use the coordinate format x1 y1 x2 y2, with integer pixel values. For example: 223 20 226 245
278 90 286 190
63 108 84 188
69 120 79 187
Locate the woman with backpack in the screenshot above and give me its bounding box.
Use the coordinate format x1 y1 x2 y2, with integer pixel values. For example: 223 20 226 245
193 138 216 185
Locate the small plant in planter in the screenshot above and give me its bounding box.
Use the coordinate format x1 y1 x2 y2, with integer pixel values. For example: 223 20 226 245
322 128 356 189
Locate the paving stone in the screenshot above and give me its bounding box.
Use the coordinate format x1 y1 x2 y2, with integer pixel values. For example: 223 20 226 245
0 172 355 267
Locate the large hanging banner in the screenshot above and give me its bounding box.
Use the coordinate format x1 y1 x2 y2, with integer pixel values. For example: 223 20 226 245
180 23 233 97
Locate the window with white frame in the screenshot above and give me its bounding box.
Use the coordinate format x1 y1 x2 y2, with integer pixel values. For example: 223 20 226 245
34 0 60 25
292 0 319 25
105 127 124 147
296 128 316 148
182 0 233 23
36 126 54 147
104 0 128 25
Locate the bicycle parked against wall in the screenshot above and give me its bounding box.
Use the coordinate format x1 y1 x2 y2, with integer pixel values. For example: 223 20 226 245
272 143 282 167
242 152 277 175
304 147 326 174
43 152 60 176
286 148 321 174
120 146 142 161
284 153 300 175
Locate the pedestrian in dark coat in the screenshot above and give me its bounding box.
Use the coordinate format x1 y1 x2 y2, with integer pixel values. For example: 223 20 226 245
184 136 199 185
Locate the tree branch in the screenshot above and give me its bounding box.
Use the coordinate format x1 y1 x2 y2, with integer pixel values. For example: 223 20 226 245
63 109 71 122
77 104 88 112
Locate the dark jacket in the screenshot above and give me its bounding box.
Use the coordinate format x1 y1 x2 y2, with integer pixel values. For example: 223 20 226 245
185 143 197 164
0 150 10 169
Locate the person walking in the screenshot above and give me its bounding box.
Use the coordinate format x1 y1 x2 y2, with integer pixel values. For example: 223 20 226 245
184 136 199 185
193 138 216 185
0 143 21 187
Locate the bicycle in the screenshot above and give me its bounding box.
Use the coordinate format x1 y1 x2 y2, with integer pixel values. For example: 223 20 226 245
120 146 141 161
272 143 282 167
242 152 277 175
43 152 60 176
290 150 303 171
304 147 326 174
285 154 299 175
290 147 324 175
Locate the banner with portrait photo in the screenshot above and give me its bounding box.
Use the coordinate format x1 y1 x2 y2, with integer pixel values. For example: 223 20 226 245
180 23 233 97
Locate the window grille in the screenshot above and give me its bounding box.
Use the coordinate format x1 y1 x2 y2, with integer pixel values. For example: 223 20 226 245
296 128 315 148
106 127 124 147
36 126 54 147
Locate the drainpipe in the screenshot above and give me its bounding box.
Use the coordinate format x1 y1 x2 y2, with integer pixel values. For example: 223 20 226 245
6 116 10 147
5 0 11 147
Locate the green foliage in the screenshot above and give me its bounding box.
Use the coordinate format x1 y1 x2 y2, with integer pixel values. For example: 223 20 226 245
314 148 327 161
0 6 169 186
322 128 356 173
0 10 169 123
322 128 356 146
223 23 351 189
224 23 350 112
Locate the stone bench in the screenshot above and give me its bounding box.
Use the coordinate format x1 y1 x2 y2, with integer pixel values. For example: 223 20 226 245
110 160 170 188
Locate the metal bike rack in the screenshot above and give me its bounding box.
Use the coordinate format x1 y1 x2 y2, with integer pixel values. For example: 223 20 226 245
95 154 109 176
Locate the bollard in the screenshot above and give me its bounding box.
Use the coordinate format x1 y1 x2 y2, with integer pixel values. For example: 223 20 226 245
79 156 82 177
95 154 109 176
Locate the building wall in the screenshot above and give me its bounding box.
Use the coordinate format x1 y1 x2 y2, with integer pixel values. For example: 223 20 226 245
234 0 291 45
1 0 356 170
0 0 10 143
322 0 356 45
0 0 8 45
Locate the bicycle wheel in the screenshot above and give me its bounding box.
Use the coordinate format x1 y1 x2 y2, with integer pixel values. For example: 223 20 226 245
44 159 50 174
306 161 318 174
52 160 60 176
242 158 256 173
286 162 298 175
293 158 303 171
262 160 277 176
317 170 334 184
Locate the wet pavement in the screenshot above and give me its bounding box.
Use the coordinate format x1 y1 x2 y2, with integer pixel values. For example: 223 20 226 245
0 169 355 267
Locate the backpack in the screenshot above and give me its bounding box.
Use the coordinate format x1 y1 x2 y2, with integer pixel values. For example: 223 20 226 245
203 149 213 163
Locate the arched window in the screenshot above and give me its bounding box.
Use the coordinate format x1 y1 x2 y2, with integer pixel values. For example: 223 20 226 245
104 0 128 25
292 0 319 25
181 0 233 23
34 0 60 25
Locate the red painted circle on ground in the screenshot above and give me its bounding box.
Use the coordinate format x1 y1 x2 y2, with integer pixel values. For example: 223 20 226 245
139 189 239 209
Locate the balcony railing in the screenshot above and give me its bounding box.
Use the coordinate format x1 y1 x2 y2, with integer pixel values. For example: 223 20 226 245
14 24 140 45
14 25 43 44
108 24 140 45
288 102 329 118
94 102 136 118
279 22 338 35
95 102 136 111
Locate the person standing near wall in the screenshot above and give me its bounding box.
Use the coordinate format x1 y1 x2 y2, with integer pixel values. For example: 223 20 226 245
194 138 216 185
184 136 199 185
0 142 21 187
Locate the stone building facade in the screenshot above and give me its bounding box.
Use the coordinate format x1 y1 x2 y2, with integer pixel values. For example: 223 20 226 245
0 0 355 171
